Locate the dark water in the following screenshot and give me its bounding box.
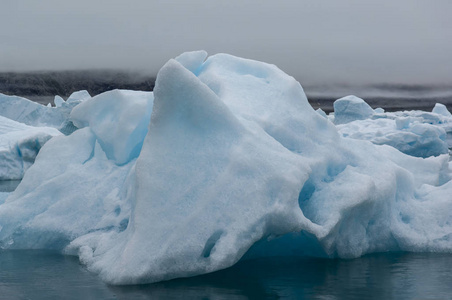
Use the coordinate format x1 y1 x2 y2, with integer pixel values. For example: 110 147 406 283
1 250 452 300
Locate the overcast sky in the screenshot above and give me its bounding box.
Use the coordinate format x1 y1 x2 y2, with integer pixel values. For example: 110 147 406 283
1 0 451 84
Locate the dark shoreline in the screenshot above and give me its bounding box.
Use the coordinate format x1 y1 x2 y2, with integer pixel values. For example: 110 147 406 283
0 70 155 100
1 70 452 113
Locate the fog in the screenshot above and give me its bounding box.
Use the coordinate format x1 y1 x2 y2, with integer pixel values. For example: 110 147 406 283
1 0 451 84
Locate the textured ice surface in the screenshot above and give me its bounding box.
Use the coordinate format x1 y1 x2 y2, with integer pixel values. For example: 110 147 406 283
0 91 90 134
70 90 153 165
0 93 65 128
66 90 91 104
335 100 452 157
0 52 451 285
54 95 65 107
433 103 452 117
332 95 375 124
0 116 60 180
0 89 153 251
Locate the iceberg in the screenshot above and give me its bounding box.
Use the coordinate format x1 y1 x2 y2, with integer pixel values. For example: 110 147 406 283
0 51 451 285
332 95 375 125
432 103 452 117
0 90 91 134
0 93 65 128
334 98 452 157
0 89 153 251
0 115 60 180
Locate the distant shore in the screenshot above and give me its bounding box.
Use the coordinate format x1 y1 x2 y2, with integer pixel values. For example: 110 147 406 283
1 70 451 113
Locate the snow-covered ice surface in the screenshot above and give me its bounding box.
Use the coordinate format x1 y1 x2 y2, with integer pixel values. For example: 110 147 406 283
0 90 90 134
0 90 90 179
333 95 375 124
0 51 451 285
333 96 452 157
0 116 60 180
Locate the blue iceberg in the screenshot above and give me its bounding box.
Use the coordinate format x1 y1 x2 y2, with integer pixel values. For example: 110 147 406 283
334 96 452 157
0 115 60 180
0 51 451 285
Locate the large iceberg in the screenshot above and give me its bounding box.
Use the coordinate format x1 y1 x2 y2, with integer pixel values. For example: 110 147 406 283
332 95 375 124
0 51 451 285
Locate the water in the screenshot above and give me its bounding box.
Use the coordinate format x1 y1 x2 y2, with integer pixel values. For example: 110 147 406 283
1 250 452 299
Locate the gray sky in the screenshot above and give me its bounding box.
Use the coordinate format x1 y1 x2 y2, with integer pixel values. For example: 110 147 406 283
1 0 451 84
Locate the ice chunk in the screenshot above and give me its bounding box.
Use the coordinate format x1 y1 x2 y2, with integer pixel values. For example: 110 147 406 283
0 90 152 250
70 90 153 165
336 100 452 157
337 118 449 158
333 95 375 124
0 91 90 135
0 93 66 128
57 90 92 135
83 59 312 284
432 103 452 117
66 90 91 104
0 128 135 251
0 116 60 180
374 107 385 114
85 54 452 283
54 95 65 107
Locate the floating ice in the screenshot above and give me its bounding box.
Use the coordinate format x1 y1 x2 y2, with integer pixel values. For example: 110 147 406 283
0 52 451 285
0 116 60 180
66 90 91 104
54 95 65 108
432 103 452 117
335 99 452 157
0 90 91 134
332 95 375 124
0 89 153 250
0 93 66 128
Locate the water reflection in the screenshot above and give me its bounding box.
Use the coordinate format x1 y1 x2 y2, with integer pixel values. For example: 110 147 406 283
1 251 452 299
111 253 452 299
0 250 114 300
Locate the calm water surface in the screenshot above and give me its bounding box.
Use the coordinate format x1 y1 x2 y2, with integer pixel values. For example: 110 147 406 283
1 250 452 299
